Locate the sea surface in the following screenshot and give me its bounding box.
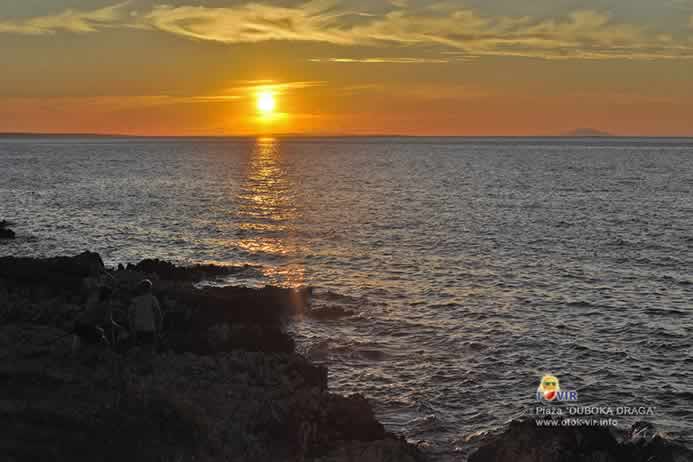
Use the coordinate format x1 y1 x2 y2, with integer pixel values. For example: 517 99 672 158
1 136 692 459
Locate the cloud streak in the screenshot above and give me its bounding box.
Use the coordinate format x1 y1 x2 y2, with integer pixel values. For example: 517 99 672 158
309 57 449 63
1 1 692 60
138 3 693 59
0 2 127 35
141 1 357 45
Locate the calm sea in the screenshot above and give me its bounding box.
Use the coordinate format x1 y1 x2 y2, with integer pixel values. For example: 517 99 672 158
1 136 692 459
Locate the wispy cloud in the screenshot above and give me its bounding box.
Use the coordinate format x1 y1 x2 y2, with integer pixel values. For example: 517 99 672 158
138 3 693 60
1 1 692 60
351 9 693 60
223 80 327 96
310 57 449 63
141 1 356 45
0 2 128 35
389 0 409 8
2 95 242 110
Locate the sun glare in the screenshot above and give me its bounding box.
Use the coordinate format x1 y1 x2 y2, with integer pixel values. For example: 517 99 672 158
257 91 276 114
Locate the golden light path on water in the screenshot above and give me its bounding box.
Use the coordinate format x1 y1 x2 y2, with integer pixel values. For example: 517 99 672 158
235 137 306 288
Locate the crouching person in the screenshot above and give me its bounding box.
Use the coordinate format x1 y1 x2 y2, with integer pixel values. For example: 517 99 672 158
73 286 112 354
128 279 163 351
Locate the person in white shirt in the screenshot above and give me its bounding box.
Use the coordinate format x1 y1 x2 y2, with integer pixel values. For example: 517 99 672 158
128 279 163 348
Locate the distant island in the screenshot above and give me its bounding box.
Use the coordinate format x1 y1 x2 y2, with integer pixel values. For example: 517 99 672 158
562 128 613 137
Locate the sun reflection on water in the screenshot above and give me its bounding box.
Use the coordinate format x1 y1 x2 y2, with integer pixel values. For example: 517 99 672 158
236 137 305 287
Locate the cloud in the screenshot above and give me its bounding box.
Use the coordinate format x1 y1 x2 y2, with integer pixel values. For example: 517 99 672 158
1 95 243 111
222 80 327 96
310 57 449 63
141 1 357 45
346 9 692 60
1 1 692 60
0 2 128 35
139 3 693 60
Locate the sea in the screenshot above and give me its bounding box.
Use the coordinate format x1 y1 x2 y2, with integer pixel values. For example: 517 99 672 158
1 136 691 459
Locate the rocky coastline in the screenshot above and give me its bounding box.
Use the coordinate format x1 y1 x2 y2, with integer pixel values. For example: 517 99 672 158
1 251 691 462
0 251 423 462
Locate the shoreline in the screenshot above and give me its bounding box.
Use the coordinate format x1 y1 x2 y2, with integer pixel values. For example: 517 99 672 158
1 251 691 462
0 251 424 462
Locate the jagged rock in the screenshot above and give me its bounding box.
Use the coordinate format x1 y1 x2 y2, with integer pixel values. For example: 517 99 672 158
0 220 15 239
0 324 398 462
0 252 106 326
0 252 424 462
167 321 295 355
469 419 693 462
171 285 312 325
0 251 104 288
314 437 424 462
323 394 385 442
0 228 15 239
127 258 253 281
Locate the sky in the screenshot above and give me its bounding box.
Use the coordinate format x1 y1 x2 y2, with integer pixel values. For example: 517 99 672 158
1 0 692 136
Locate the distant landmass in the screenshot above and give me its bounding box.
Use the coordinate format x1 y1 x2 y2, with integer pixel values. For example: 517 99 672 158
562 128 613 137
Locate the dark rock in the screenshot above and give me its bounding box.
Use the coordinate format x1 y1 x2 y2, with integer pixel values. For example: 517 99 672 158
469 419 693 462
324 394 385 442
316 437 424 462
226 324 295 354
127 258 252 281
0 251 104 287
621 422 693 462
172 285 312 326
167 321 295 355
469 419 619 462
0 252 424 462
0 322 416 462
0 228 15 239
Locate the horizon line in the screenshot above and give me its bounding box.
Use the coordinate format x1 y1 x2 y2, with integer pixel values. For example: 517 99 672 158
2 131 693 139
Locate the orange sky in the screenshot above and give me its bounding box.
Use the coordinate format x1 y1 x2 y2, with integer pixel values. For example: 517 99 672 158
1 1 692 136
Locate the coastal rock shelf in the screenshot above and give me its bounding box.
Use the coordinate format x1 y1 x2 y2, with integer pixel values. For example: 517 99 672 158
469 420 693 462
0 252 423 462
1 252 690 462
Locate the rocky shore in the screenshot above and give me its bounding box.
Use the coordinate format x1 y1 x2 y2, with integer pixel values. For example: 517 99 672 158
1 251 691 462
0 251 422 462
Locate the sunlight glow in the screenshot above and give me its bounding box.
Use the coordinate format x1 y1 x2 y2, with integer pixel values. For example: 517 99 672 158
257 91 276 114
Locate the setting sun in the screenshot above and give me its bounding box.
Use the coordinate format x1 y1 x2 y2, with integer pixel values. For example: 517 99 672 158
257 91 276 114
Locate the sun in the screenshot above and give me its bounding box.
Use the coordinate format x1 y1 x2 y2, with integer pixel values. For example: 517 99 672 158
257 91 276 114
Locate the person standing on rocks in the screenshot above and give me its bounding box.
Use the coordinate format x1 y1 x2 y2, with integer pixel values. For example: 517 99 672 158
128 279 163 349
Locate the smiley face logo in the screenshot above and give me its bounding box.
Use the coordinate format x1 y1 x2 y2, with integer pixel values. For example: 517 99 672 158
537 375 561 401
